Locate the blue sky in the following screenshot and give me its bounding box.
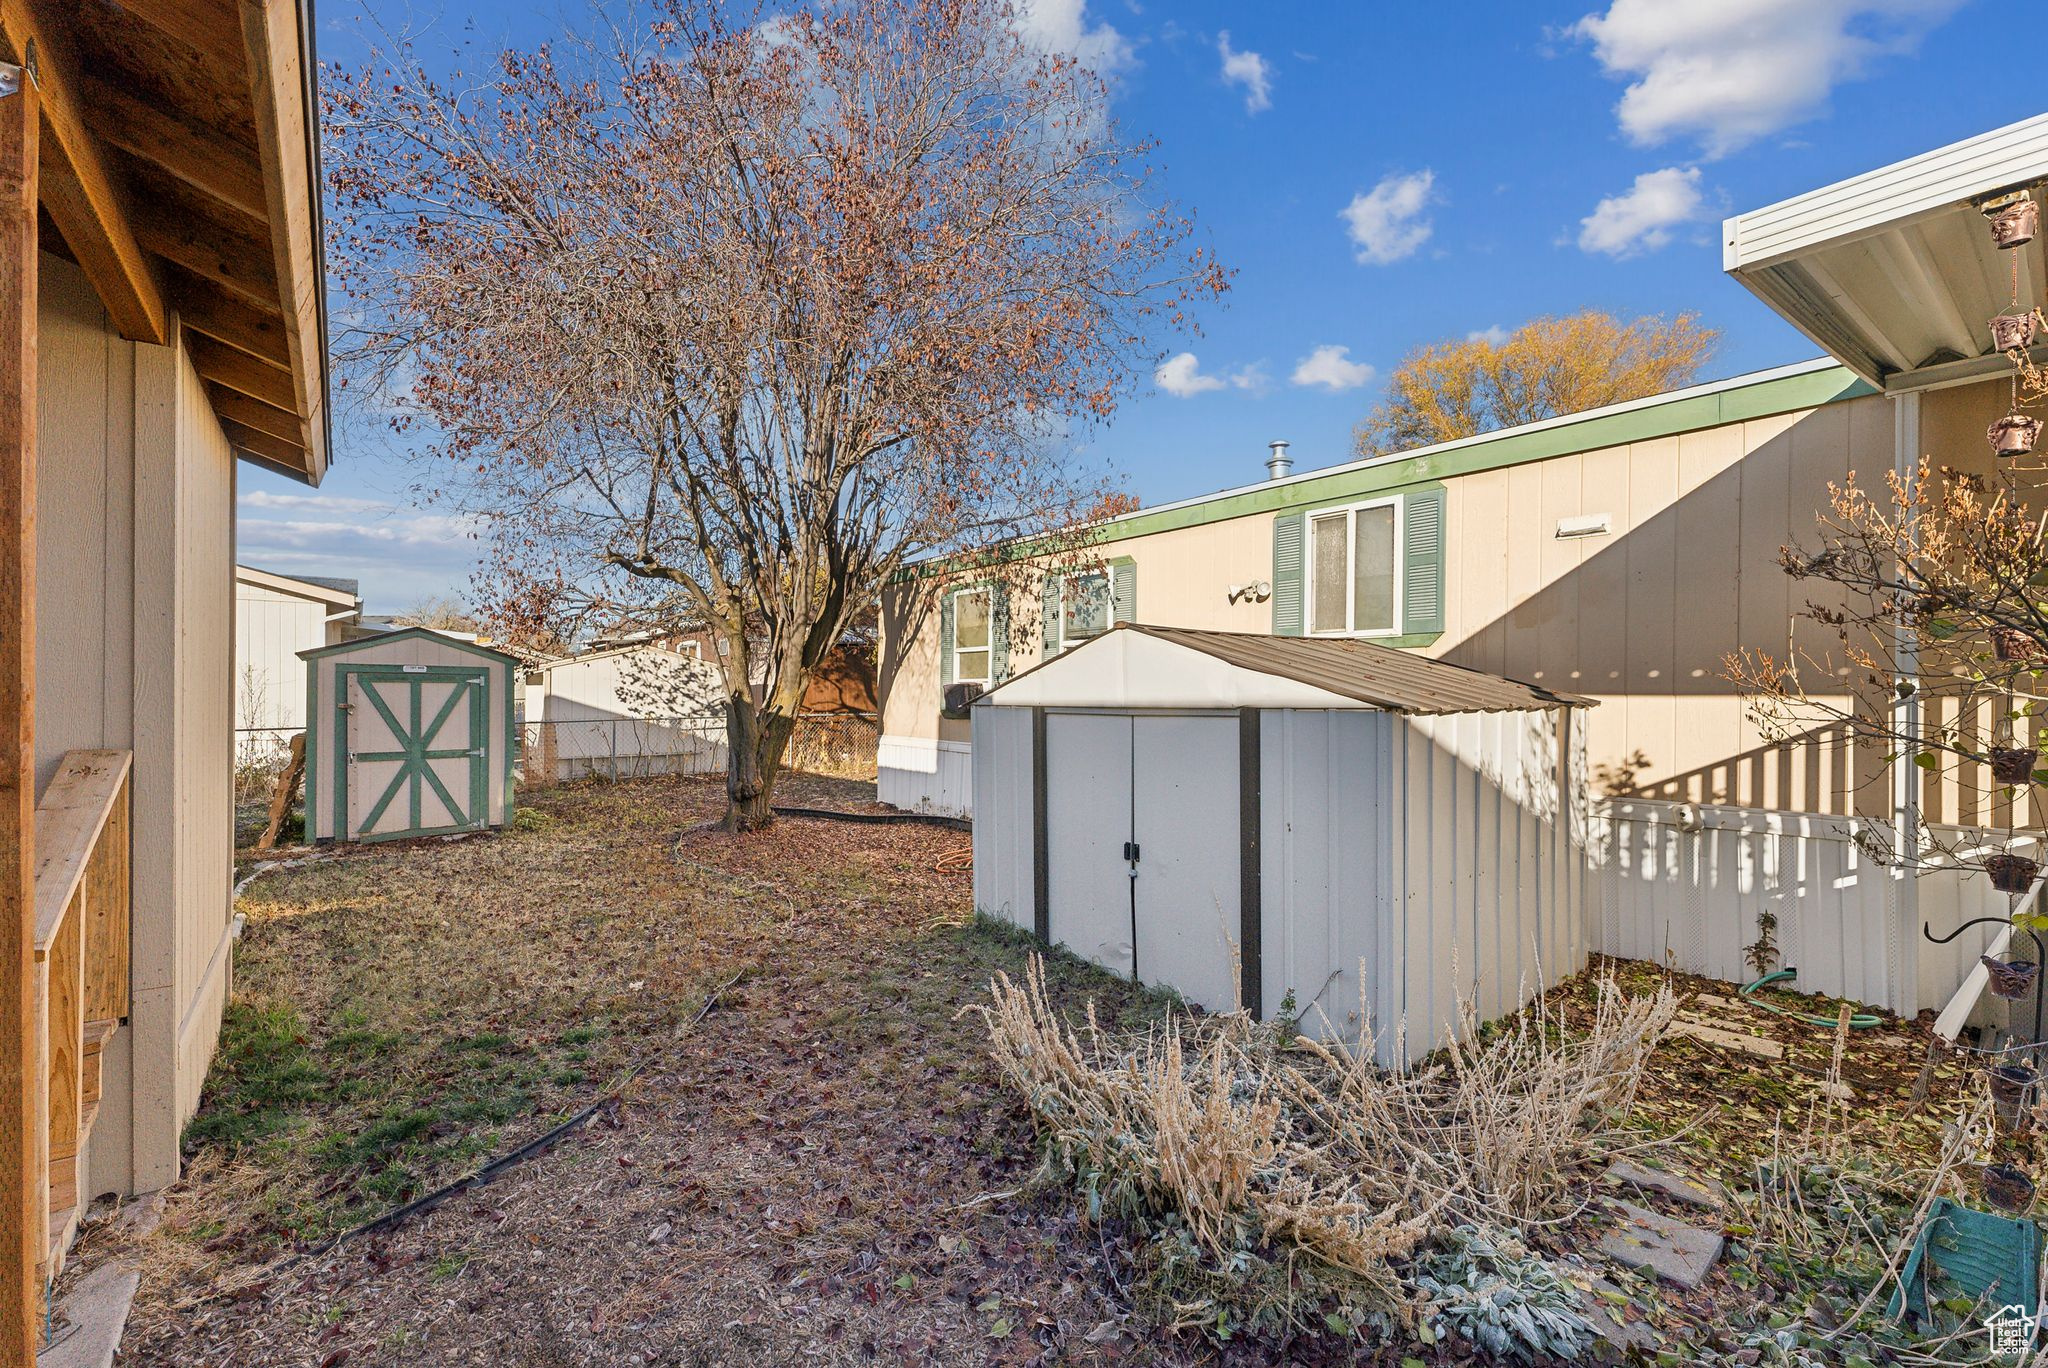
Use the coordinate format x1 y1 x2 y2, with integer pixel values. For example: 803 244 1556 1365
243 0 2032 612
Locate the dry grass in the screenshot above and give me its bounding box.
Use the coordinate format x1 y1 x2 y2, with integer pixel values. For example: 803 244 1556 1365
977 954 1677 1336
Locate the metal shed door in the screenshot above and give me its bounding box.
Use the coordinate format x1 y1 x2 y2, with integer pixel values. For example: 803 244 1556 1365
1044 713 1134 977
1131 716 1240 1013
348 671 487 839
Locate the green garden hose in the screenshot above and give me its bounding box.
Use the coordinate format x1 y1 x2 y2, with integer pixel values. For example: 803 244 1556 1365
1740 968 1884 1029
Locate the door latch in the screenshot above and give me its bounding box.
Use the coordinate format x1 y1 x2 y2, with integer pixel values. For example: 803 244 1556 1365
1122 841 1141 863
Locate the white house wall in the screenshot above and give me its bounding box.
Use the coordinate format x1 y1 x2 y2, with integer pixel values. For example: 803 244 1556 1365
235 581 331 729
878 735 974 816
531 649 725 779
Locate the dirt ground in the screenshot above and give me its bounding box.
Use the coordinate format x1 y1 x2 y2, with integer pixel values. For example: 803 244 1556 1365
78 773 1989 1366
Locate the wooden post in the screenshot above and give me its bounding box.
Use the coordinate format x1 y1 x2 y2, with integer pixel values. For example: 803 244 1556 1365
0 62 36 1361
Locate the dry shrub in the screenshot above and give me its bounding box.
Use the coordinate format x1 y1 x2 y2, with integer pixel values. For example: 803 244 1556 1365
976 955 1676 1338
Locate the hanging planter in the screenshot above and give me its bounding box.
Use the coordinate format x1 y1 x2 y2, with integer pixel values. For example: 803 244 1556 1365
1983 1162 2037 1212
1990 746 2040 784
1983 954 2040 1000
1992 198 2040 251
1992 311 2041 353
1994 627 2043 662
1990 413 2042 458
1986 852 2041 894
1989 1063 2038 1105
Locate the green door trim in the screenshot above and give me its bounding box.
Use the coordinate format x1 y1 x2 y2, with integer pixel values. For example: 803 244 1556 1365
336 665 490 841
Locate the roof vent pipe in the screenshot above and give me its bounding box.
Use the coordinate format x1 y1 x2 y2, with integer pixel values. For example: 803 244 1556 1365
1266 439 1293 481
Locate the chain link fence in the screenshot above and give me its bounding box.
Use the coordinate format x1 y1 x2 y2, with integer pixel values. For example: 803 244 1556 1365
521 712 879 786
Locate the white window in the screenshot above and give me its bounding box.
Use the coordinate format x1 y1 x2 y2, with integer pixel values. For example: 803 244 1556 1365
675 640 702 660
952 587 992 684
1058 571 1111 652
1306 496 1400 636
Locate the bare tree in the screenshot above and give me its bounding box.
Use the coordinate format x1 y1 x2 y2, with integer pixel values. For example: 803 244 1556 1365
1354 311 1718 457
326 0 1222 829
394 595 478 633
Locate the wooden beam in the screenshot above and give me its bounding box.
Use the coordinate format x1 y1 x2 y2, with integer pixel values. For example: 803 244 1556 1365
207 384 299 443
133 197 277 309
238 0 323 480
102 0 246 78
81 76 267 221
168 263 289 366
0 1 166 344
0 62 36 1365
217 415 304 468
186 333 292 409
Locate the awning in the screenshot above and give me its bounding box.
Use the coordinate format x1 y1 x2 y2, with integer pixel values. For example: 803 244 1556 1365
980 624 1591 714
1725 114 2048 394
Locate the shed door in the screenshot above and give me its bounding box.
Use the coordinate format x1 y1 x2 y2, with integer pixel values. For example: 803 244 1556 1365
348 671 487 839
1131 716 1240 1013
1042 711 1241 1011
1044 713 1134 977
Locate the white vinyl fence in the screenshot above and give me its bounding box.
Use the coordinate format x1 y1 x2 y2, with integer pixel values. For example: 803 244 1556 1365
1593 798 2039 1016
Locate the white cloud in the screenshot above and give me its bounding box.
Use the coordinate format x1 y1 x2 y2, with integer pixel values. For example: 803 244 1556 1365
1014 0 1134 74
1570 0 1964 158
1340 170 1436 266
1467 324 1511 346
1217 32 1272 113
240 489 391 515
1227 361 1271 396
1577 166 1704 257
1289 345 1375 393
1156 352 1226 398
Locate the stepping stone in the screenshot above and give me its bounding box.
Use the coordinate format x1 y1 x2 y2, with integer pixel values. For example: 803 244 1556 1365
1668 1019 1784 1060
1604 1159 1727 1210
1596 1201 1724 1290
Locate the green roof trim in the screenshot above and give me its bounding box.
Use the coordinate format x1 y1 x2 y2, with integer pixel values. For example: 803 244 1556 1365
296 624 523 666
1097 362 1874 543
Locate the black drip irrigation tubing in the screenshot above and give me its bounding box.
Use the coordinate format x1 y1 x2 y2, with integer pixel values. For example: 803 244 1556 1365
771 805 970 833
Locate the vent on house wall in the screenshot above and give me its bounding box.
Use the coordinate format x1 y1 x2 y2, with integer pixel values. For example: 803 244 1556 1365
1555 514 1612 540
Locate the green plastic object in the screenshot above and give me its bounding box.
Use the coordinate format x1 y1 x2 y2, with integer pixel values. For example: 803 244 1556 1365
1741 969 1883 1029
1889 1197 2040 1328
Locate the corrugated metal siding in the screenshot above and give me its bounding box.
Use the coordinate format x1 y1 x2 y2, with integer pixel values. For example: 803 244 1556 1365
969 708 1035 928
879 737 974 817
1260 707 1587 1066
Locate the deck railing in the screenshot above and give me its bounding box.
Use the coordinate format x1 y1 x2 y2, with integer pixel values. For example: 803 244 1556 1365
29 749 130 1281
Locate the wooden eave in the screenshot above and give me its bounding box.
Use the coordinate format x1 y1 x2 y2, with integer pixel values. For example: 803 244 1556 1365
12 0 329 483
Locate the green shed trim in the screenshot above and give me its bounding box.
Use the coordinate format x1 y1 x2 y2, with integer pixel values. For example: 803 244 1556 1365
297 624 522 666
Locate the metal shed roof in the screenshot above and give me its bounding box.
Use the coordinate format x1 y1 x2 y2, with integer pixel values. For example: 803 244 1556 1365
980 624 1591 714
1725 114 2048 393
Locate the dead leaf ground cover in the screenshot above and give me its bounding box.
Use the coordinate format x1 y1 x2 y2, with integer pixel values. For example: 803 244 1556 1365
79 773 2004 1365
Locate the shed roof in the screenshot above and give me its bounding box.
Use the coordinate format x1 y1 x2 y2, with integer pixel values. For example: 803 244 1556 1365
981 624 1591 714
296 625 520 666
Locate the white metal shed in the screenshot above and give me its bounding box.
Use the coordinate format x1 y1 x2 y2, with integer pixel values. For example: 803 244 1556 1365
972 624 1593 1063
526 644 727 781
301 628 521 842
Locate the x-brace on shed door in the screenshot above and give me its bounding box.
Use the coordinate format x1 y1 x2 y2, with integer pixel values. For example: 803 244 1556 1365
344 667 489 840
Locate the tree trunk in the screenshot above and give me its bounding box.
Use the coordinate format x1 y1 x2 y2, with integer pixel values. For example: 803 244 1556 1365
721 694 797 832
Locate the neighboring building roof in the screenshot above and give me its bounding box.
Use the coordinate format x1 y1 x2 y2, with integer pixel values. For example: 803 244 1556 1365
296 625 521 666
535 643 713 672
906 359 1870 567
236 564 360 609
1726 112 2048 393
981 623 1591 715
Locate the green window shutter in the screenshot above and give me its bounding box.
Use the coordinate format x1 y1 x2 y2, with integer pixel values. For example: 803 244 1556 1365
991 586 1011 682
939 591 955 686
1402 488 1446 635
1272 512 1304 636
1041 575 1062 657
1111 560 1136 625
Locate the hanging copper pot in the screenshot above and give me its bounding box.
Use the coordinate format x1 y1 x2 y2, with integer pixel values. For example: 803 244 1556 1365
1992 311 2040 353
1991 412 2043 458
1994 627 2043 661
1984 954 2041 1000
1991 746 2041 784
1990 1063 2038 1105
1993 198 2040 251
1986 852 2041 895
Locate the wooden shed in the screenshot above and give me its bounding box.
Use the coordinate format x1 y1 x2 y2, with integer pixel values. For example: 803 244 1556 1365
301 629 520 842
972 624 1593 1064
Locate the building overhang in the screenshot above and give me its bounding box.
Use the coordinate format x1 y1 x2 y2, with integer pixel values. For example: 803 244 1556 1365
17 0 331 482
1725 113 2048 396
